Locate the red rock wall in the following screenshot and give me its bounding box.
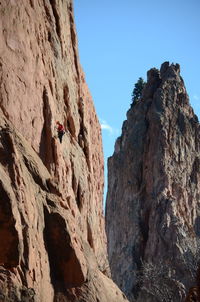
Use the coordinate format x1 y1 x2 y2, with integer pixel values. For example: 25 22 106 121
0 1 129 301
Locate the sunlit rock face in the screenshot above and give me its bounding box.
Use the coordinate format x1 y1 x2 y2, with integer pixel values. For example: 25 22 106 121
0 1 129 301
106 62 200 301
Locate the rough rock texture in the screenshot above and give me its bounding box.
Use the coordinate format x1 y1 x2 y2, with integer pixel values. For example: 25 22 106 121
0 1 129 301
106 62 200 301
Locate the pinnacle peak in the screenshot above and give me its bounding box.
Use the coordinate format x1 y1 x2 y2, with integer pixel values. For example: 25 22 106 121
160 61 180 79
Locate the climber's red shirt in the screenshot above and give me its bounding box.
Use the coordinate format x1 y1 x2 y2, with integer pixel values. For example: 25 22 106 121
57 124 64 132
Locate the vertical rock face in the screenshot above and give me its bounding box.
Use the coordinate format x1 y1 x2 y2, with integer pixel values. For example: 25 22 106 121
106 62 200 301
0 1 129 301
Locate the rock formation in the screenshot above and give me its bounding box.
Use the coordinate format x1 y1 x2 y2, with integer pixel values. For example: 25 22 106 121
0 0 129 301
106 62 200 301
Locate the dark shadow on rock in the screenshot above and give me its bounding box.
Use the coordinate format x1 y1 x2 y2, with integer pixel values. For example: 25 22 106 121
0 181 19 268
39 87 54 172
43 207 85 293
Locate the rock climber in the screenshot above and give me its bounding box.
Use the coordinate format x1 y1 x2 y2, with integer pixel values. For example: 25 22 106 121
56 121 65 143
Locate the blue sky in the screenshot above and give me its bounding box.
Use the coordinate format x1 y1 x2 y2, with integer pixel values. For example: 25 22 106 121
74 0 200 201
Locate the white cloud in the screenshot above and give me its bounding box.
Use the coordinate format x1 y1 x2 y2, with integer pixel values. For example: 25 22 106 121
100 119 119 136
100 119 114 134
193 94 199 101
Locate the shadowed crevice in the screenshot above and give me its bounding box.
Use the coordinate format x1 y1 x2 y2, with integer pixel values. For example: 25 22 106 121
39 87 54 172
43 207 85 292
0 181 19 269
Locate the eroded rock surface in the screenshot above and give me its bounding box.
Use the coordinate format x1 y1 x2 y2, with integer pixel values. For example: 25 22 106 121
0 1 128 301
106 62 200 301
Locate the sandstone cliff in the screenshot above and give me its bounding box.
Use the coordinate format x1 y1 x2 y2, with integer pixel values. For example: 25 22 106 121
0 1 129 301
106 62 200 301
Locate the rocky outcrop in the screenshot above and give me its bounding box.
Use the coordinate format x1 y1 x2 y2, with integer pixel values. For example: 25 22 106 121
106 62 200 301
0 1 129 301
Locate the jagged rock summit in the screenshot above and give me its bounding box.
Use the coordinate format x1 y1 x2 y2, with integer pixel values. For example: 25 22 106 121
106 62 200 301
0 1 129 301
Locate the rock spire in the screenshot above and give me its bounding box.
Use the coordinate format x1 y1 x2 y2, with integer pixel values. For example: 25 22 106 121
106 62 200 301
